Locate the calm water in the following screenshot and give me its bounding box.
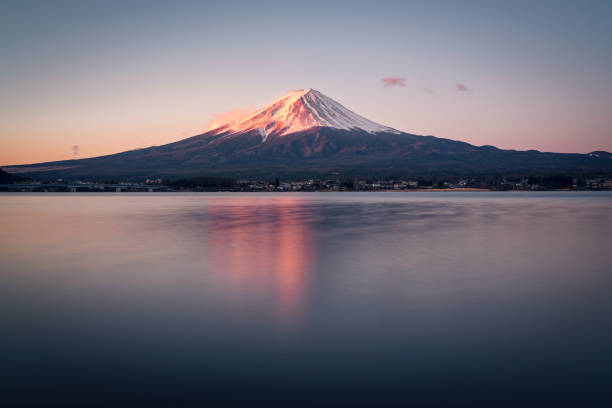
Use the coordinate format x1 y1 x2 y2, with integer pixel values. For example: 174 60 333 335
1 192 611 405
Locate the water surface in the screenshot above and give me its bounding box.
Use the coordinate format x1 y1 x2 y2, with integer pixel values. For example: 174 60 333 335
1 192 611 405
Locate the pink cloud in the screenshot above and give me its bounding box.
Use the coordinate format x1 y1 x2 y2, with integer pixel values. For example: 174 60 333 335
456 83 469 92
206 106 256 131
381 77 406 87
72 145 80 156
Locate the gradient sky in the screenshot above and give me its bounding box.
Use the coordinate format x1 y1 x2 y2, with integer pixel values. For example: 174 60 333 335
1 0 611 165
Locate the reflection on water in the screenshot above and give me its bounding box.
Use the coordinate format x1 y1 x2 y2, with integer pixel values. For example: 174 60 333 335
1 192 611 405
207 197 312 325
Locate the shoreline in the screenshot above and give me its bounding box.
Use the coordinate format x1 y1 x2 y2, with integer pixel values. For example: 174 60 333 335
4 188 612 194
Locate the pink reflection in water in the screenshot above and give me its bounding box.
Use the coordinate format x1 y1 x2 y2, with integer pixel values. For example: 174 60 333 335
206 197 313 325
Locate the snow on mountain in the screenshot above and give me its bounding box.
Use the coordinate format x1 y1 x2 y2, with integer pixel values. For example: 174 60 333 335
210 88 399 139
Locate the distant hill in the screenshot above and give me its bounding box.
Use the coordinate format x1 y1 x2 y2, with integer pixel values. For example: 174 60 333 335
3 89 611 180
0 168 28 183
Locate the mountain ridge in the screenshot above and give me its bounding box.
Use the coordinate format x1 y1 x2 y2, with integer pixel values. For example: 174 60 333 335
3 89 612 180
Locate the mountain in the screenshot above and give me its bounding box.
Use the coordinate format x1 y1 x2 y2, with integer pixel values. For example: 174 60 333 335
210 88 399 139
3 89 611 180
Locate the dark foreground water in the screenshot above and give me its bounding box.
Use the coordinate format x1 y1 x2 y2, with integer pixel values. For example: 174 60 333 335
1 192 611 406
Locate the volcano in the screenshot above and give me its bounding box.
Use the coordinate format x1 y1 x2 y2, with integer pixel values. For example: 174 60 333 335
3 89 611 180
209 88 399 139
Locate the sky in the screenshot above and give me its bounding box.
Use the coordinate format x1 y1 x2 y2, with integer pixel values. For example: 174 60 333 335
1 0 611 165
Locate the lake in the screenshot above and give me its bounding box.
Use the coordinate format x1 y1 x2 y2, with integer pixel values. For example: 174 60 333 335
1 192 611 405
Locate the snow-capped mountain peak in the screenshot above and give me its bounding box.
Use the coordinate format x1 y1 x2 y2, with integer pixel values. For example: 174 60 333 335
210 88 399 139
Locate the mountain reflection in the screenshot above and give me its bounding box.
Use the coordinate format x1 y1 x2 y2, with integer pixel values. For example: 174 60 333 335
206 197 314 325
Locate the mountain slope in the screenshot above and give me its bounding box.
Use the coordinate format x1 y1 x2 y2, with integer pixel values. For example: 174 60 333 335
3 89 612 179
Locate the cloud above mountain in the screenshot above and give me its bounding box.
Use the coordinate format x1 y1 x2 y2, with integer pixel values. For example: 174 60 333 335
207 107 255 131
381 77 406 87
